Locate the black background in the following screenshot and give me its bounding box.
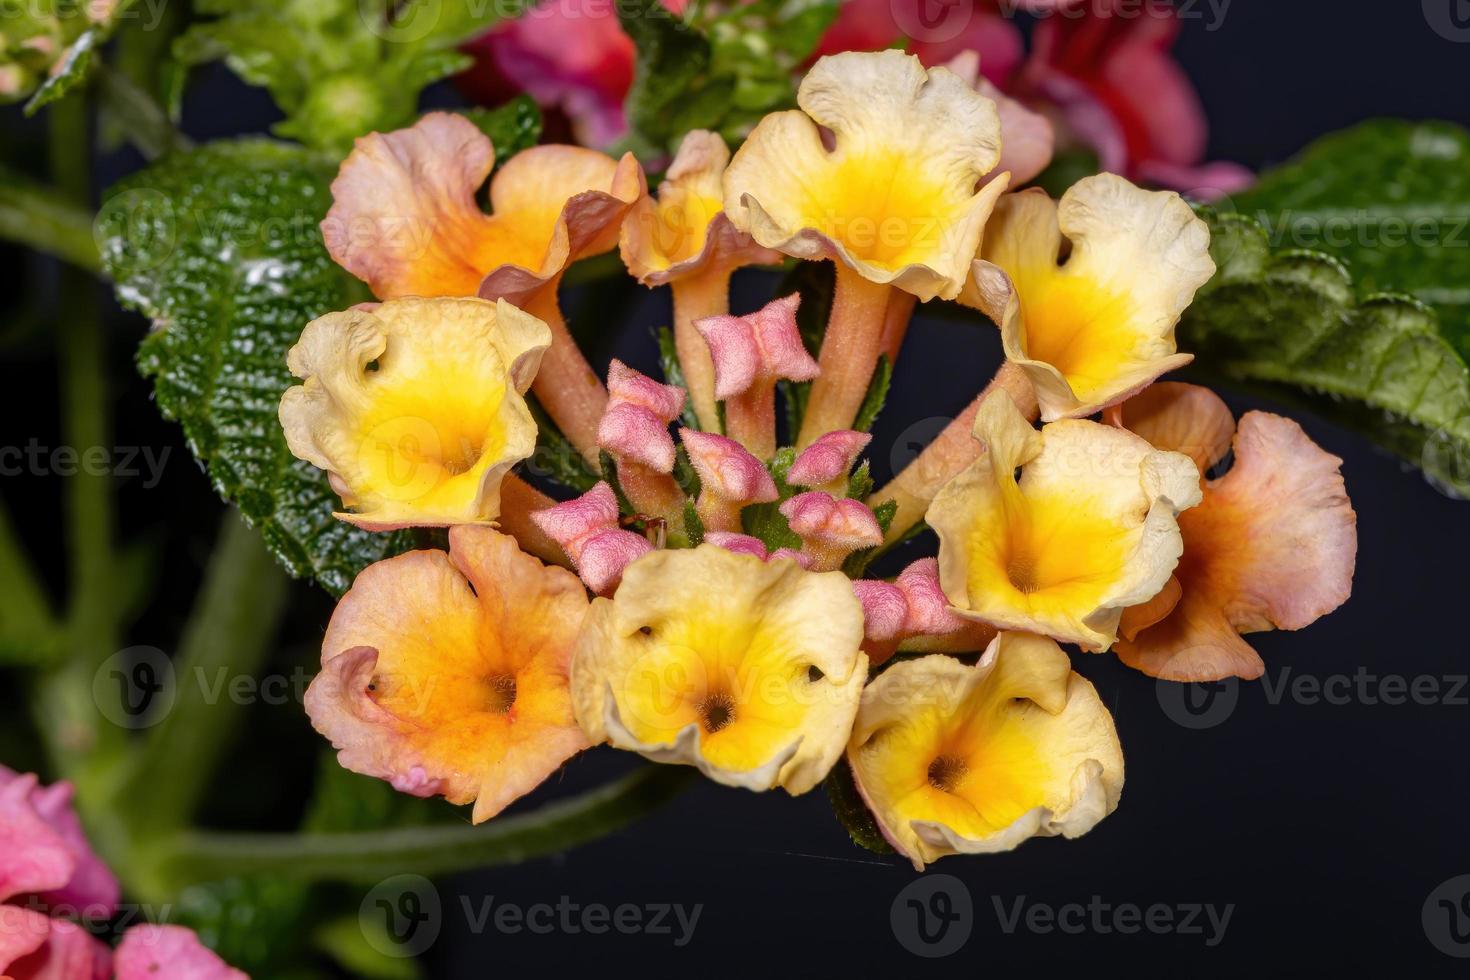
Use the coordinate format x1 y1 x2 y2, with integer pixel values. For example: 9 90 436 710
3 1 1470 976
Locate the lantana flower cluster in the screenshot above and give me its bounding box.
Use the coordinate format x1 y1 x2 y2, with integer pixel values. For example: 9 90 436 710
284 51 1356 870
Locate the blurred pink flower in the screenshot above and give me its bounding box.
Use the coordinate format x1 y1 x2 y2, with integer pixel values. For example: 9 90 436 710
0 766 247 979
1019 0 1251 196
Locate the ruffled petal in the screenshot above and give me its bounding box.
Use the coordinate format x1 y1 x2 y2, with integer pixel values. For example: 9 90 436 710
1117 410 1357 681
848 633 1124 869
280 297 548 530
620 130 780 284
0 768 117 913
724 51 1008 301
0 914 110 980
928 390 1200 650
962 175 1214 420
571 545 867 794
305 528 591 821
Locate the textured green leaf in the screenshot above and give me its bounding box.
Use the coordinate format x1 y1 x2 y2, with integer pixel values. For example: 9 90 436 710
463 95 543 168
1181 211 1470 497
1234 120 1470 360
100 139 413 594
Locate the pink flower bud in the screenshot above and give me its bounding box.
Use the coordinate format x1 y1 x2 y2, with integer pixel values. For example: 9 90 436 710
788 429 872 489
529 482 652 595
780 492 883 552
893 557 967 636
768 548 814 569
695 294 818 400
703 531 770 559
680 429 779 506
852 580 907 643
597 360 686 473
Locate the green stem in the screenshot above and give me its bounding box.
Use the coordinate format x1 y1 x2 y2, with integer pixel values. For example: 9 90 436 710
120 514 289 834
155 766 695 887
0 165 100 272
0 495 61 664
96 65 190 161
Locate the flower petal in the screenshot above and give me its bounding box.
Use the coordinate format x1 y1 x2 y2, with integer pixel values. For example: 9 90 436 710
788 430 871 489
620 130 780 284
572 545 867 794
928 390 1200 650
696 294 817 399
0 914 111 980
0 768 118 913
680 429 778 505
849 633 1124 869
1112 381 1234 477
598 360 684 473
724 51 1008 301
479 145 644 306
322 112 498 300
115 925 244 980
963 175 1214 420
944 51 1054 187
280 297 548 530
305 528 591 821
1117 411 1357 681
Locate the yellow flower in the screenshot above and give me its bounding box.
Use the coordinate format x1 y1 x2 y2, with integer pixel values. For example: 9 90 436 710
723 50 1009 445
927 390 1201 651
961 174 1215 421
571 544 867 794
848 633 1124 870
621 130 777 286
725 50 1006 300
280 296 548 530
304 527 590 822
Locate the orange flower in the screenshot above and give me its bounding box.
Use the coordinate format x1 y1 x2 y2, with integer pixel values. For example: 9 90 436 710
304 528 590 822
1111 383 1357 681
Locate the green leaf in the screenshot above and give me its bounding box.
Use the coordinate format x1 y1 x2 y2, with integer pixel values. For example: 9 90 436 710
740 447 803 551
619 0 836 154
824 758 893 855
657 326 703 431
852 354 892 433
314 916 421 980
1180 211 1470 498
462 95 544 168
1233 120 1470 361
99 139 414 594
526 397 599 493
175 0 521 152
24 23 101 114
845 459 873 501
682 499 705 547
1031 147 1099 198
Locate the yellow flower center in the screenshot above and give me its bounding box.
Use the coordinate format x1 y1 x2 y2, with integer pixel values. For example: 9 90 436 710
1017 273 1140 402
805 153 959 268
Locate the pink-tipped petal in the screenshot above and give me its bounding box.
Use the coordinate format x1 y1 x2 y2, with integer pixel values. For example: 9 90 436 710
780 492 884 552
680 429 779 505
696 294 817 401
576 529 654 596
599 363 684 473
852 580 907 643
703 532 770 559
115 925 246 980
695 314 761 400
768 548 814 569
894 557 967 636
529 482 622 566
788 430 872 488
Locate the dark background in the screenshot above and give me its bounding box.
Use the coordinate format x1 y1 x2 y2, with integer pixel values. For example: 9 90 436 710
4 0 1470 975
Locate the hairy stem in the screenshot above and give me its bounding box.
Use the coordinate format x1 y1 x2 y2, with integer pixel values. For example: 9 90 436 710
526 278 608 466
724 379 776 461
797 264 893 449
498 474 572 567
155 766 694 886
670 266 730 432
869 360 1038 544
